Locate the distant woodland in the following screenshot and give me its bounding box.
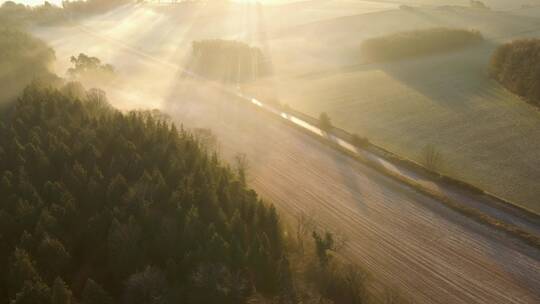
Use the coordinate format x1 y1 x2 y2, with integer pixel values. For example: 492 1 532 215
0 28 58 106
0 0 131 26
190 40 269 83
61 0 132 17
67 53 116 84
490 39 540 108
361 28 483 62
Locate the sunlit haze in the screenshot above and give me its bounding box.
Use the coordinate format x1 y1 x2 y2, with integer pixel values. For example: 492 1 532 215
1 1 539 304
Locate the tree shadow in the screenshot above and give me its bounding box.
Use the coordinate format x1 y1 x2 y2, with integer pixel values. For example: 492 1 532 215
303 39 501 113
375 41 500 112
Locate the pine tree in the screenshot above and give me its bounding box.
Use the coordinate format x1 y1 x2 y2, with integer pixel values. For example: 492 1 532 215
51 277 72 304
11 280 51 304
81 279 113 304
9 248 41 294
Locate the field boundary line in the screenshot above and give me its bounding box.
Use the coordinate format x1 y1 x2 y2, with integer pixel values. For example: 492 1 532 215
222 91 540 250
71 18 540 249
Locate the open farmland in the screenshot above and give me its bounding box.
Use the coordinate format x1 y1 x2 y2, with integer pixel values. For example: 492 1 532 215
32 1 540 213
31 2 540 213
243 5 540 213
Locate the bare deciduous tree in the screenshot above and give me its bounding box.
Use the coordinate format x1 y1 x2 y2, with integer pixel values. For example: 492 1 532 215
319 112 333 132
422 144 443 172
295 211 318 255
332 229 349 253
193 128 218 152
235 153 249 185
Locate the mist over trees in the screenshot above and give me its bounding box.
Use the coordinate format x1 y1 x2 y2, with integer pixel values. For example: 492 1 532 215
0 23 113 107
490 39 540 108
361 28 483 62
0 1 64 26
61 0 132 17
190 40 269 83
67 53 115 82
0 27 58 107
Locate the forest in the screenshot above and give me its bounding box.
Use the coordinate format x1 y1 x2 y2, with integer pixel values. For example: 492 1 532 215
0 83 290 303
189 40 269 83
0 82 388 304
489 39 540 108
360 28 483 62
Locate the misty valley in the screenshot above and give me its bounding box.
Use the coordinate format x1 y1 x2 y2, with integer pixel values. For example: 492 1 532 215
1 1 540 304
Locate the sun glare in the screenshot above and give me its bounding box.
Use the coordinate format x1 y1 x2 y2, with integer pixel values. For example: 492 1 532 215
2 1 540 304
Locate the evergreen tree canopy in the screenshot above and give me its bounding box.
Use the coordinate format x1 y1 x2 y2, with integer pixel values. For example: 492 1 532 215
0 84 289 304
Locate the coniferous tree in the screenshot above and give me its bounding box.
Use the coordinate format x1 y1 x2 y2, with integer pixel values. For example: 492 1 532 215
51 277 72 304
81 279 113 304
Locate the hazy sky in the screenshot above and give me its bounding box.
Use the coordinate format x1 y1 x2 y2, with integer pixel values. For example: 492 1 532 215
2 0 62 6
1 0 294 6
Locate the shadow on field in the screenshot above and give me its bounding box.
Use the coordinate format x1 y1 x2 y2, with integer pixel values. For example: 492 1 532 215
322 132 371 213
304 40 501 112
375 41 500 111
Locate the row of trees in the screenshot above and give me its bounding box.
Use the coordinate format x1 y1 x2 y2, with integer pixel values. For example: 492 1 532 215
0 1 63 26
489 39 540 108
0 0 131 26
318 113 442 171
189 39 270 83
361 28 483 62
319 112 369 148
61 0 132 17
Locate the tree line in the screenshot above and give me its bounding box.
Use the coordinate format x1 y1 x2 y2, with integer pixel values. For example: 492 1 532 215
0 0 131 27
360 28 483 62
490 39 540 108
189 39 269 84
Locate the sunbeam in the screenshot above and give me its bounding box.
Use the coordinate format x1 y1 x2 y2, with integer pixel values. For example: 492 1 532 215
6 2 540 304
